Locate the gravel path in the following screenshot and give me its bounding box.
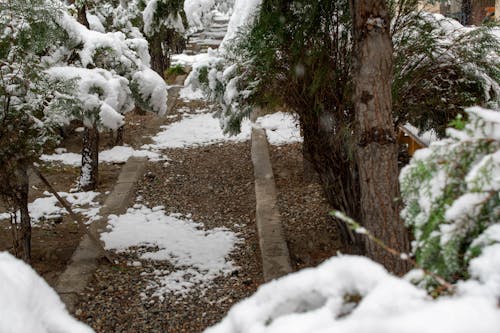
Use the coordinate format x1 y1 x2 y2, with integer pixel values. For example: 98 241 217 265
72 29 340 332
270 144 342 270
73 93 263 333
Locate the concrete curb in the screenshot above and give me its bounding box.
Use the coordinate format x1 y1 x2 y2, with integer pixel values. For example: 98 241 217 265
251 126 293 282
56 156 147 312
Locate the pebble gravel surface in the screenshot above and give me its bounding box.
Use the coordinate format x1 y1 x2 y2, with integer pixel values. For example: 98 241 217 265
72 87 340 333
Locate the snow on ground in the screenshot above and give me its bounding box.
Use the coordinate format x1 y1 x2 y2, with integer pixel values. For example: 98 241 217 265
41 146 166 167
0 191 101 225
100 204 240 299
0 252 95 333
143 111 301 150
171 52 215 67
143 113 251 149
179 84 205 100
205 255 500 333
256 112 303 145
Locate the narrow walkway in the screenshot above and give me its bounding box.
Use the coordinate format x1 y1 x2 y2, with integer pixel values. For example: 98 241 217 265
70 18 266 333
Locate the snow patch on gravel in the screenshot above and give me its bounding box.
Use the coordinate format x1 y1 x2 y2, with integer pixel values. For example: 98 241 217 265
143 113 252 149
0 191 101 224
179 85 205 101
41 146 166 166
256 112 302 145
143 111 301 149
100 204 241 299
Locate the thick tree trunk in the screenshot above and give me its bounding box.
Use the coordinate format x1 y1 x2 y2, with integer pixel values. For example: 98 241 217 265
149 33 168 77
350 0 410 274
15 165 31 263
80 126 99 191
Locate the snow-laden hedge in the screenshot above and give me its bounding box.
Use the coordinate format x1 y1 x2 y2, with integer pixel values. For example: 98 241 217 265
204 253 500 333
400 106 500 288
0 252 94 333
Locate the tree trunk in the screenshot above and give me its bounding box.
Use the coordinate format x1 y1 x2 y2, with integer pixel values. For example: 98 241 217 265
80 126 99 191
115 125 124 146
14 164 31 263
350 0 410 274
461 0 472 25
149 33 168 77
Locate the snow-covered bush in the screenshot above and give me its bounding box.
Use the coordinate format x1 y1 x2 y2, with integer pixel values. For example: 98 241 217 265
0 0 168 256
46 9 167 119
204 253 500 333
185 0 263 134
0 0 77 260
393 12 500 136
400 106 499 288
0 252 94 333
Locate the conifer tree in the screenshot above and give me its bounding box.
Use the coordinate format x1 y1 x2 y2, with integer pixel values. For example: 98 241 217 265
0 0 75 261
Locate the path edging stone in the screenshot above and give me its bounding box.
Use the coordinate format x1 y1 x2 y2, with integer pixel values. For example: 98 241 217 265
251 126 293 282
56 156 147 312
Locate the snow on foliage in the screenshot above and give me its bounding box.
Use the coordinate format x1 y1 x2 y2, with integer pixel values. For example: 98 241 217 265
47 67 132 129
400 107 499 287
142 0 185 37
219 0 262 52
100 204 240 298
44 8 168 127
188 4 499 136
0 252 94 333
204 255 500 333
184 0 216 32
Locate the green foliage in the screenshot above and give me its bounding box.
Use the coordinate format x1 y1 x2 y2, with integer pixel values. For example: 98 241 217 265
393 13 500 137
166 64 186 76
400 107 500 288
0 0 76 201
194 0 499 141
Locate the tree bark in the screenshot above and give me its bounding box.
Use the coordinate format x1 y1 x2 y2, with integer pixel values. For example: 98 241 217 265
461 0 472 25
149 33 168 77
15 164 31 263
114 125 124 146
350 0 410 274
80 126 99 191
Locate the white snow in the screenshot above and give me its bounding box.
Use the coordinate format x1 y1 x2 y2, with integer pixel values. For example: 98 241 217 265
0 252 94 333
143 113 251 149
256 112 302 145
184 0 216 32
179 84 205 100
132 67 168 116
86 13 105 33
46 67 132 130
171 52 214 67
143 111 301 150
0 191 101 225
220 0 262 52
41 146 166 166
100 205 240 298
205 255 500 333
99 146 166 163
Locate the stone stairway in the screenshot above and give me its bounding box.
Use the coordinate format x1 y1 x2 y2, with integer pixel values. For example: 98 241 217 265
184 14 229 54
